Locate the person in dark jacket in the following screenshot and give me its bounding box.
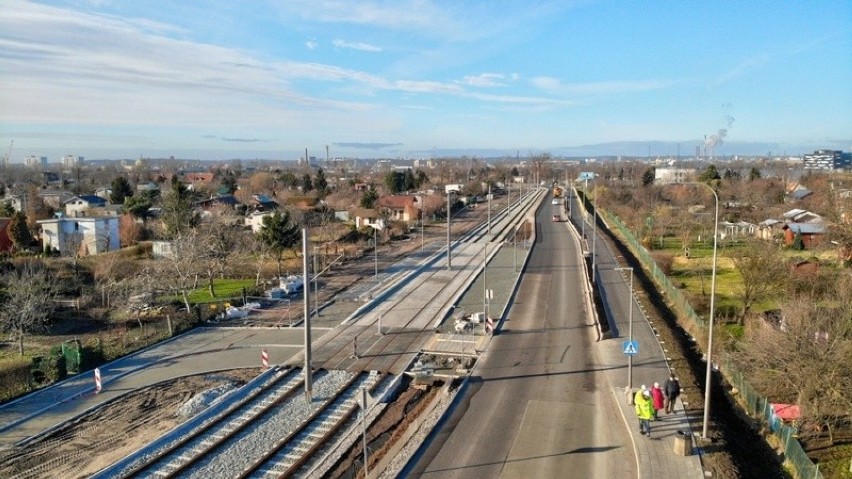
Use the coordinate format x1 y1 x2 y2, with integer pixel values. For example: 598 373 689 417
664 374 681 414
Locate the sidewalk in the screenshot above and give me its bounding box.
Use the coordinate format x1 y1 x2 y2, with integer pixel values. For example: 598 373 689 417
593 247 705 478
0 328 306 447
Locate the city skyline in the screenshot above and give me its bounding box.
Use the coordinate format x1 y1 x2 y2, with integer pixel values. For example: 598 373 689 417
1 0 850 161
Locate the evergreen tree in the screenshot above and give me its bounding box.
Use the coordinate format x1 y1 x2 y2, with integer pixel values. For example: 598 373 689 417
161 177 199 238
8 212 33 252
360 186 379 208
220 171 238 193
0 201 14 217
302 173 314 192
314 168 328 196
641 168 655 186
257 211 301 277
124 194 153 220
415 170 429 188
748 167 762 181
110 176 135 204
698 164 721 182
404 169 416 191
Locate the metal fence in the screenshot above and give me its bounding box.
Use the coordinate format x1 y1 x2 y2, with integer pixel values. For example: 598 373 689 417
601 210 823 479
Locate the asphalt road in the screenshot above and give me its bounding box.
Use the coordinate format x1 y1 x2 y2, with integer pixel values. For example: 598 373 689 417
407 201 634 478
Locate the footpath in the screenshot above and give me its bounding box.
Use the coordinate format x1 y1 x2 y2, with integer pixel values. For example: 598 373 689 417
578 212 705 478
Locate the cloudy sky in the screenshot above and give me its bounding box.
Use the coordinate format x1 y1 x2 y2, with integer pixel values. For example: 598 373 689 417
1 0 850 161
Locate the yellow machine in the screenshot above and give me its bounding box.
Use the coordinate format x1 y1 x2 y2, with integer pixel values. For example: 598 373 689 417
552 185 563 198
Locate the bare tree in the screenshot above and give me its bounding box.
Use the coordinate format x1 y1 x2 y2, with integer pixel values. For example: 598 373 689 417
0 261 61 355
144 230 206 314
730 239 788 325
197 218 247 298
731 279 852 443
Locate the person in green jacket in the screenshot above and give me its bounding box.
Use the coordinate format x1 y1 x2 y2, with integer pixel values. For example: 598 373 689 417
635 388 653 437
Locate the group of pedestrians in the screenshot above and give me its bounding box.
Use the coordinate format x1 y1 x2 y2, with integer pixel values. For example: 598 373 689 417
634 374 681 438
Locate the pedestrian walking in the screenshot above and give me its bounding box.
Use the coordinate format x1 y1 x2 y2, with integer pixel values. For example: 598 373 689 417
664 374 681 414
635 389 653 437
651 383 664 420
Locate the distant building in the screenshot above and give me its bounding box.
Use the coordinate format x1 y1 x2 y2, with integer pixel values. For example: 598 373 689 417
62 155 84 167
803 149 852 171
24 155 48 168
654 167 695 184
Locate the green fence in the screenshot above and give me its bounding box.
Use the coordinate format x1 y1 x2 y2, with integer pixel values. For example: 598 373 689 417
600 209 823 479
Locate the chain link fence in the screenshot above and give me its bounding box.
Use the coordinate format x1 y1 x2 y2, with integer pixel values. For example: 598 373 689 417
601 209 822 479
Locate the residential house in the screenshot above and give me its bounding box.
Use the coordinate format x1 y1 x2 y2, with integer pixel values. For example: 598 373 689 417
37 216 120 256
64 195 109 217
182 172 215 190
195 194 240 215
353 208 380 229
782 223 826 249
782 209 823 224
38 190 74 209
249 194 279 212
785 185 813 202
94 187 112 201
245 211 274 233
756 219 784 240
376 195 419 223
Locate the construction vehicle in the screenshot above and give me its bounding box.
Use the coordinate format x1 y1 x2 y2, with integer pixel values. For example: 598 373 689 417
552 185 563 198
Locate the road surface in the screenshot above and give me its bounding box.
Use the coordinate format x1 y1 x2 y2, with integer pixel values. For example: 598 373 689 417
406 203 634 478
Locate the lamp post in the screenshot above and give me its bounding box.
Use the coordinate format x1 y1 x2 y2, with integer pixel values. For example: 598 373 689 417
694 183 719 440
663 181 718 437
615 267 634 401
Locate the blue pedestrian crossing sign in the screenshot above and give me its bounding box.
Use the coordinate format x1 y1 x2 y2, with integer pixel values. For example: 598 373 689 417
622 340 639 356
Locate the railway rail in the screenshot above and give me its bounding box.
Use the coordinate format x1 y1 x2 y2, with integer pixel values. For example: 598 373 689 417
238 371 384 478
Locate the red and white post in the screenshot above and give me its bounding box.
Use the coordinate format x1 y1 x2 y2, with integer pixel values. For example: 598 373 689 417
94 368 102 394
261 349 269 369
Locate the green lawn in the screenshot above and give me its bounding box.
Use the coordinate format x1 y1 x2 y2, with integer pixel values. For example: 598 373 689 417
182 278 259 303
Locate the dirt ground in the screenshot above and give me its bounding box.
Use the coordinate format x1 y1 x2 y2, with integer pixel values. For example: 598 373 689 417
325 377 441 479
0 368 260 479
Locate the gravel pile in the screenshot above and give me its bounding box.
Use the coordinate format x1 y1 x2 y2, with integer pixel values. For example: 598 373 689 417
176 382 239 418
183 369 354 479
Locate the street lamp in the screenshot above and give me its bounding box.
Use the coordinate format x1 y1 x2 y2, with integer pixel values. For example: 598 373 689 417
615 266 634 402
669 181 719 439
695 183 719 440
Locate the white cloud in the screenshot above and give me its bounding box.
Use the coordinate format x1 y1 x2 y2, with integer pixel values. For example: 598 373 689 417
305 40 318 50
460 73 509 88
531 76 675 95
332 39 382 52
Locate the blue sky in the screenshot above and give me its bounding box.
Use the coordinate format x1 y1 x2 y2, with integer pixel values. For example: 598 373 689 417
1 0 850 161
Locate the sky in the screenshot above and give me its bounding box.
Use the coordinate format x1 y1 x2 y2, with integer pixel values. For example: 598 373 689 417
1 0 850 161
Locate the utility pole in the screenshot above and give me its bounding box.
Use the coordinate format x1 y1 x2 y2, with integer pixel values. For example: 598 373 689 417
302 228 312 402
446 191 452 270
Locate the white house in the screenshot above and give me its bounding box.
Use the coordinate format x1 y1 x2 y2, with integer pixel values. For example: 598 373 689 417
37 216 120 256
654 167 696 185
245 211 275 233
64 195 109 217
